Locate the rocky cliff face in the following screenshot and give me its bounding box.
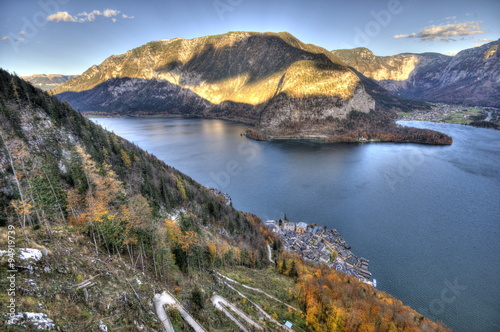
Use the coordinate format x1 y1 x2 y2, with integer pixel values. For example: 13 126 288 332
331 47 424 82
20 74 78 91
422 41 500 106
332 39 500 107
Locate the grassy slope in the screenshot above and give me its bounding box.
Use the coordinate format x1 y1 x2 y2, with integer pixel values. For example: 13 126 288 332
0 226 254 332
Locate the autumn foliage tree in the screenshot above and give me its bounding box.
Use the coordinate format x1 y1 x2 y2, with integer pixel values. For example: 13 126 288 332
275 252 451 332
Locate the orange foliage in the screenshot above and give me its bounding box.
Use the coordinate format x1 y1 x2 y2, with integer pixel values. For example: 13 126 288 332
164 218 181 244
283 253 450 332
68 145 125 225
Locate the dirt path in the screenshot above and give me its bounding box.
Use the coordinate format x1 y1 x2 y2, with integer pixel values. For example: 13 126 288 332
154 292 175 332
154 291 208 332
211 295 263 331
216 272 298 311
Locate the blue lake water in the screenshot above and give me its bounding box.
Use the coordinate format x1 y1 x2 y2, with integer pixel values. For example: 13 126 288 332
92 117 500 332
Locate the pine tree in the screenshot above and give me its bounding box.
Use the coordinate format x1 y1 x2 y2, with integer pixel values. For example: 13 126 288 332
289 260 299 279
280 259 288 274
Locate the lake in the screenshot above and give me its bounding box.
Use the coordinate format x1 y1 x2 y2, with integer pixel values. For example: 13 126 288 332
92 117 500 332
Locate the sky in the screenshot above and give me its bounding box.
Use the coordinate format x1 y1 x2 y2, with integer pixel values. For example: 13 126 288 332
0 0 499 76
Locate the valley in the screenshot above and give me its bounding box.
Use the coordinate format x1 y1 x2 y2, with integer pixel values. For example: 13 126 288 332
2 1 499 330
20 75 78 91
52 32 453 145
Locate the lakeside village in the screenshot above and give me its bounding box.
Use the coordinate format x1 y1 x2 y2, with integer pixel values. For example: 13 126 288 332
264 219 376 287
209 188 375 286
398 103 499 124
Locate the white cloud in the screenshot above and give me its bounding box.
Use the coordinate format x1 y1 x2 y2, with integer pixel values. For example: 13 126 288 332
77 10 102 22
19 30 26 34
47 9 132 23
444 51 458 56
47 11 77 22
394 21 485 42
103 9 120 18
1 36 10 41
474 38 494 46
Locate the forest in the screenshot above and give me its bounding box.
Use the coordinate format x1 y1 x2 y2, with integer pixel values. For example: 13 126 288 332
0 68 270 276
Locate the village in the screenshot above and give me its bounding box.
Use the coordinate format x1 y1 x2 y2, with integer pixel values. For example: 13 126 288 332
209 188 232 206
265 219 376 287
398 103 499 126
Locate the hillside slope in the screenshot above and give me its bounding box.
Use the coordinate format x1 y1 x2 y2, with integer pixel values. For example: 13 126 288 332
332 39 500 107
53 32 450 144
0 69 451 331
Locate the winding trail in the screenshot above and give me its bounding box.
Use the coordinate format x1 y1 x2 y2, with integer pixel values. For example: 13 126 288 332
216 272 296 331
224 281 274 321
211 295 263 331
154 292 175 332
154 291 207 332
216 272 298 312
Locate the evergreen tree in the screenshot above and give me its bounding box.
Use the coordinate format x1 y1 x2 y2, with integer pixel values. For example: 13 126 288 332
280 259 288 274
289 260 298 279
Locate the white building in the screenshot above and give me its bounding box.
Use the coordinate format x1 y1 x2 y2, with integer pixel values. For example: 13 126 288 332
296 222 308 233
283 222 296 232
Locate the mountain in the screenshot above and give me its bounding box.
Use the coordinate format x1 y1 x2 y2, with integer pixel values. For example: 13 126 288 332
53 31 451 144
20 74 78 91
332 39 500 107
0 69 450 331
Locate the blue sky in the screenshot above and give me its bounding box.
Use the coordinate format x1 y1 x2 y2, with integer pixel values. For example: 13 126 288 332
1 0 499 76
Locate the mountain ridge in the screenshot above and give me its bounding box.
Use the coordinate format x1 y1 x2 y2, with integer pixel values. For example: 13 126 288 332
53 31 361 102
53 31 451 145
20 74 78 91
331 39 500 107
